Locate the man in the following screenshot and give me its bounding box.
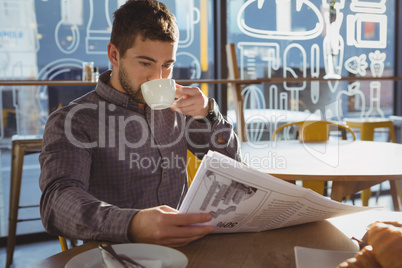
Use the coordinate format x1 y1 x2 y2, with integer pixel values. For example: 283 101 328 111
39 0 240 248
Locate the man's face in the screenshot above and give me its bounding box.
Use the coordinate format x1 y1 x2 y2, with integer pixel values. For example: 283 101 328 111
115 35 177 103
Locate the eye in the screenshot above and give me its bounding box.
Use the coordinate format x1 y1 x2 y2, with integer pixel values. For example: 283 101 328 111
163 63 174 69
140 61 151 67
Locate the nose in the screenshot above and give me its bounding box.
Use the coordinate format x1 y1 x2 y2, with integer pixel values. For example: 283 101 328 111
148 66 163 81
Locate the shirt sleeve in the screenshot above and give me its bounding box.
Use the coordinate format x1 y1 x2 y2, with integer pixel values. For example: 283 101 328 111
186 111 242 162
39 109 137 243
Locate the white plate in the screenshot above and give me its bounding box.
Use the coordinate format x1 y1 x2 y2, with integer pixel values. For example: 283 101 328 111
65 243 188 268
294 246 357 268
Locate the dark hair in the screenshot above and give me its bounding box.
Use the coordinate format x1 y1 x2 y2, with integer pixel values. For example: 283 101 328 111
110 0 179 57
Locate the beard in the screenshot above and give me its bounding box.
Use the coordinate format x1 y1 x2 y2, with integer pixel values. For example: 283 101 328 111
118 64 145 104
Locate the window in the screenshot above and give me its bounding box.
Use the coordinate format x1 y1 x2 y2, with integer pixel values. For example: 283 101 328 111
226 0 396 141
0 0 216 237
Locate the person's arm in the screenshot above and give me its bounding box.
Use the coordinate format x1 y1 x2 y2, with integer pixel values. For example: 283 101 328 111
40 106 215 245
171 84 241 162
39 110 136 242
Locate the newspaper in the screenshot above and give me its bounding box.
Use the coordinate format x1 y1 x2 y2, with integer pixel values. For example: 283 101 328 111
179 150 372 233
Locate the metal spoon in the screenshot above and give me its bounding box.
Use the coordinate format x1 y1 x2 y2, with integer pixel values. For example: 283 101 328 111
99 242 144 268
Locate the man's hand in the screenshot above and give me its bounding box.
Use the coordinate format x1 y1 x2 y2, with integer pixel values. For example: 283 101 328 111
170 84 209 119
128 205 214 247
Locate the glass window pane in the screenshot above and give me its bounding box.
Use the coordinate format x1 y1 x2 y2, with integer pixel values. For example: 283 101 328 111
0 0 215 237
227 0 395 142
0 0 215 138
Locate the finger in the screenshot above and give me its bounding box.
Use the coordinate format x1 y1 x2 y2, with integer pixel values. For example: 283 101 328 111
165 213 213 226
170 98 200 116
173 97 197 111
170 85 208 117
173 94 206 113
175 105 205 118
157 206 212 226
172 85 189 106
177 107 202 118
174 84 186 99
178 86 199 97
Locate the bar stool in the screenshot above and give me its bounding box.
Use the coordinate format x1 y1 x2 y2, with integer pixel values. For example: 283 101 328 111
6 135 43 268
344 118 400 210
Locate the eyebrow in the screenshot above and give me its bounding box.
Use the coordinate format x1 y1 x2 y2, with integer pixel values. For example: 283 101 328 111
136 56 156 62
136 56 175 64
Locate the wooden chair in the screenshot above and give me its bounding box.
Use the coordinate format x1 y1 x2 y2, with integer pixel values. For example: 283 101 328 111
226 43 247 142
272 120 356 195
6 135 43 268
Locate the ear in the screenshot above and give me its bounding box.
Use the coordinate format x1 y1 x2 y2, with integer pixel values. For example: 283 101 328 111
107 43 119 68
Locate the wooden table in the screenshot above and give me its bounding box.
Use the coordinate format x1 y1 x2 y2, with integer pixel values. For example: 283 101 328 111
241 140 402 209
31 211 401 267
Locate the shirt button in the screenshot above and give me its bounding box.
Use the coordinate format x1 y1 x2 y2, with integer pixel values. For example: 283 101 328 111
163 172 166 177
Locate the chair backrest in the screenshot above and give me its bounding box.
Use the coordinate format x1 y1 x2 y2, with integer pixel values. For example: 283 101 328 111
187 150 201 186
273 120 356 142
344 118 395 142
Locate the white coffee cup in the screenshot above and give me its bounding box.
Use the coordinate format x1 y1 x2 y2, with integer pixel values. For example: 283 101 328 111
140 78 176 110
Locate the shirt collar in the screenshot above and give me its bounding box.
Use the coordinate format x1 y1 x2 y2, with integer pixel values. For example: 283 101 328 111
95 70 143 112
